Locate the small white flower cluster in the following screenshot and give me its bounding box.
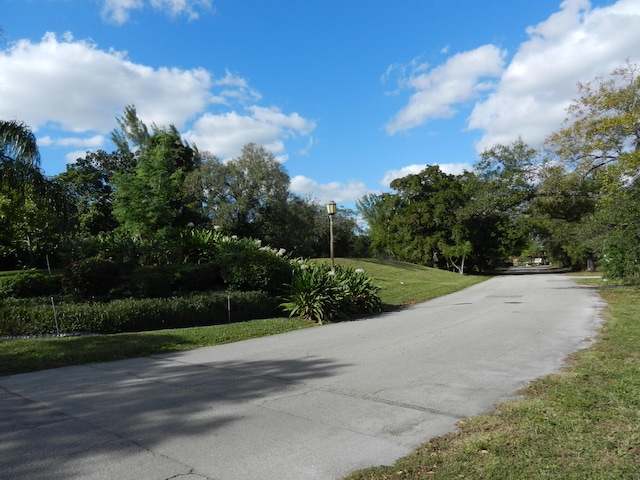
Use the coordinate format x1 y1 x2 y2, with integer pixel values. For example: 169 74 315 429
258 245 287 257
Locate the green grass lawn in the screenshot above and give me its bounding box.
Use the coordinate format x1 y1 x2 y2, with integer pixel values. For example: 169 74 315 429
331 258 486 306
345 283 640 480
0 258 484 376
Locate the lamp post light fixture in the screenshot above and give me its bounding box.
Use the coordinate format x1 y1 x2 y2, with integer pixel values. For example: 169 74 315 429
326 200 337 272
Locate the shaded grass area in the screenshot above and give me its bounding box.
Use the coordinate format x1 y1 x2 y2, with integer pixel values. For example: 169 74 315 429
0 317 312 376
1 259 485 376
345 285 640 480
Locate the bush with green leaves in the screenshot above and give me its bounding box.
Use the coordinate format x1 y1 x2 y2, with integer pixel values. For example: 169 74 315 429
180 228 224 264
600 230 640 282
0 272 62 299
128 267 175 298
172 262 223 293
63 257 127 298
216 237 293 293
0 291 277 336
281 262 381 324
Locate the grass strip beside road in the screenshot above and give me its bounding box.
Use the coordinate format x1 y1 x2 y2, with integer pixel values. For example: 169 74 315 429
345 283 640 480
1 259 483 376
0 317 312 376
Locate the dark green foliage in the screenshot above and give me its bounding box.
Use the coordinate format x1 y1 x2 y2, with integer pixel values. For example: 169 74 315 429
112 129 203 242
281 262 381 324
128 263 223 297
64 257 126 297
128 267 175 298
600 230 640 282
186 144 290 241
179 228 221 264
172 262 223 292
53 150 131 236
0 291 277 336
59 235 295 298
0 272 62 298
216 238 292 294
338 265 383 313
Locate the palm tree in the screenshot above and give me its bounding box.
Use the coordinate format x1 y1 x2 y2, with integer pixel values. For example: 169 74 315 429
0 120 44 191
1 119 41 167
0 120 50 267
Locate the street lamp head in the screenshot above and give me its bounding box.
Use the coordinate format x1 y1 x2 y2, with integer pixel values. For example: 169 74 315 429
326 200 337 216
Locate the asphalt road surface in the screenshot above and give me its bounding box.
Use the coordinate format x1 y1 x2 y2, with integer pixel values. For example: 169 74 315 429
0 272 604 480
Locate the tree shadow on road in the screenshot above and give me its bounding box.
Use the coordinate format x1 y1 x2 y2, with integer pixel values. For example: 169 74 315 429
0 354 350 479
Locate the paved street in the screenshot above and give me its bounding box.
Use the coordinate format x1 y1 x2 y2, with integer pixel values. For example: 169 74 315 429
0 272 604 480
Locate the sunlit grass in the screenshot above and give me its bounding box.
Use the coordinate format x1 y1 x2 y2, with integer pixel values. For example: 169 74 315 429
318 258 486 306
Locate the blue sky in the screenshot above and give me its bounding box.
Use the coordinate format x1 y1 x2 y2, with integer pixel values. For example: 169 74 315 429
2 0 639 207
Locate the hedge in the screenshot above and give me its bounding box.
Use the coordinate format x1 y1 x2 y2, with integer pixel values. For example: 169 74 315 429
0 272 63 299
0 291 279 336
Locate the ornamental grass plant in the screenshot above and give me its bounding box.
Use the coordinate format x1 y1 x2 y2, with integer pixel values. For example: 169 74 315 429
280 262 381 324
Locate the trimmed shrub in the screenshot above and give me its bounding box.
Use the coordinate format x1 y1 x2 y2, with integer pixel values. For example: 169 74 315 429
64 257 126 298
172 262 223 293
0 272 62 299
129 267 175 298
216 238 293 294
0 291 278 336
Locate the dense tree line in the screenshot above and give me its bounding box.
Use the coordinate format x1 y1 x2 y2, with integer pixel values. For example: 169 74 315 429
359 61 640 279
0 106 365 269
2 62 639 280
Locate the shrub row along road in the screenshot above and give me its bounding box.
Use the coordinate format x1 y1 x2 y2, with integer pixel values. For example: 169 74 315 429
0 272 603 480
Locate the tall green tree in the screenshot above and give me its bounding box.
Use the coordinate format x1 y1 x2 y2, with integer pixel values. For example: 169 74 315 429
546 61 640 175
111 105 153 154
186 144 290 243
472 138 540 217
356 192 400 259
545 61 640 276
1 120 40 169
466 139 540 268
361 166 468 267
112 129 203 244
361 163 529 272
0 121 70 267
54 150 135 236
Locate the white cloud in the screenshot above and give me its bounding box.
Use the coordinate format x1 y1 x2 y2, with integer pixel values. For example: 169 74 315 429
0 33 315 166
101 0 212 25
381 162 473 188
384 0 640 155
468 0 640 152
290 175 371 204
66 150 93 164
0 33 212 133
184 107 316 160
385 45 505 135
381 164 426 187
101 0 144 24
438 162 473 176
210 70 262 104
38 135 105 148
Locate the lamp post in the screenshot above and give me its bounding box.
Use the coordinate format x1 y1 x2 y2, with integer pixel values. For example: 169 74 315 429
326 200 337 272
